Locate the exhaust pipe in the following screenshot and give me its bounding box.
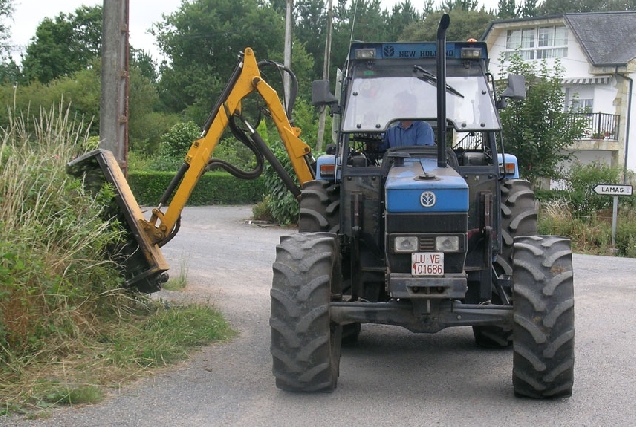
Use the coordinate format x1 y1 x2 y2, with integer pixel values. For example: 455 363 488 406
436 14 450 168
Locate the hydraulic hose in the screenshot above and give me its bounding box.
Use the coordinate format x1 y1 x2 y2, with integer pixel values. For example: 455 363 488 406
205 114 265 180
206 113 301 199
258 59 299 121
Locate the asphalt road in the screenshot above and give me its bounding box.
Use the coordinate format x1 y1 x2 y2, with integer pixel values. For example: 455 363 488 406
3 205 636 427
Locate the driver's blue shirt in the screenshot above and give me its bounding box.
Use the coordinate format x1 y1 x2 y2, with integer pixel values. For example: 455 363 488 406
380 121 435 149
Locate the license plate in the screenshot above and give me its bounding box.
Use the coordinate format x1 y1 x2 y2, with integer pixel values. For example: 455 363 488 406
411 252 444 276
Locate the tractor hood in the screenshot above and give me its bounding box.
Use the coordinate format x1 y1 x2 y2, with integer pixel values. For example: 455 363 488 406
385 158 468 213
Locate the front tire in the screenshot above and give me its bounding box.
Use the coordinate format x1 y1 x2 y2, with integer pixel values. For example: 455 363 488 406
512 236 575 398
270 233 342 392
495 179 537 276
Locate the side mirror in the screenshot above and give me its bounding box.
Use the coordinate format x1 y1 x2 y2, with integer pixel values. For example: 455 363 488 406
500 74 526 101
311 80 338 107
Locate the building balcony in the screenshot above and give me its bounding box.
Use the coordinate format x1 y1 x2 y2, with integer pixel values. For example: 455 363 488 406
571 112 620 141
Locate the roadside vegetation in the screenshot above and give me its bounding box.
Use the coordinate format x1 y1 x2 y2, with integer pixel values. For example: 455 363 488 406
537 162 636 256
0 110 235 417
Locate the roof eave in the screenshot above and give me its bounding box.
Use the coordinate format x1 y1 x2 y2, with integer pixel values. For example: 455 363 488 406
481 14 566 40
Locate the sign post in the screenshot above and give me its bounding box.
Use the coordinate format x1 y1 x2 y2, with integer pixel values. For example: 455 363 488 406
592 184 633 249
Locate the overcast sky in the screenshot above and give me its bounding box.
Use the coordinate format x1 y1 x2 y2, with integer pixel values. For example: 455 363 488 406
8 0 500 62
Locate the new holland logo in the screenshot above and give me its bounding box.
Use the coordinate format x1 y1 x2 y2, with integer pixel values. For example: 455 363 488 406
420 191 436 208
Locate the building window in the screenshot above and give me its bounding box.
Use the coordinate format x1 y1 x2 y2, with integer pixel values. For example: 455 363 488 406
570 98 593 112
505 26 568 60
565 87 593 112
506 29 535 60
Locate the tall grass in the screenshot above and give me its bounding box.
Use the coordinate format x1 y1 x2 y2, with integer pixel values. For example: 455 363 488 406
538 198 636 256
0 106 235 416
0 105 126 361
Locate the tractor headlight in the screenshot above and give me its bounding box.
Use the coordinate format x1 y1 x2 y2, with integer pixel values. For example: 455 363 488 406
436 236 460 252
461 48 482 59
355 48 376 59
395 236 418 253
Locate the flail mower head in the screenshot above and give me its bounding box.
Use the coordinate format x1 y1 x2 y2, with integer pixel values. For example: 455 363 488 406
67 149 169 293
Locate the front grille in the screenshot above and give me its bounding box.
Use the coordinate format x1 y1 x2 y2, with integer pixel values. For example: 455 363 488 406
387 213 467 233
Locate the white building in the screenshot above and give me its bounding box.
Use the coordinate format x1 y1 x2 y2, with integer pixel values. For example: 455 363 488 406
482 12 636 177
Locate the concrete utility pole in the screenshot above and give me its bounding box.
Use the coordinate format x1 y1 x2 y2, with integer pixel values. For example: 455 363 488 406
316 0 333 152
100 0 130 176
283 0 293 111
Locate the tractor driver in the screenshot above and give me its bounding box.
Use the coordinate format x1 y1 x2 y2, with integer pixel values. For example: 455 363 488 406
380 91 435 149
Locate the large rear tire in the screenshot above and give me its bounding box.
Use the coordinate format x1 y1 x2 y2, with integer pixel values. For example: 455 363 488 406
512 236 575 398
473 180 537 348
495 179 537 276
298 180 340 233
270 233 342 392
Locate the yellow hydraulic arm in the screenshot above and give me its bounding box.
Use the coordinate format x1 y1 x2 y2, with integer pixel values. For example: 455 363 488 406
142 47 315 245
67 47 315 292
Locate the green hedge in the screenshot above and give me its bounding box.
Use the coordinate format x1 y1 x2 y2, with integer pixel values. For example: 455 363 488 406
128 171 266 206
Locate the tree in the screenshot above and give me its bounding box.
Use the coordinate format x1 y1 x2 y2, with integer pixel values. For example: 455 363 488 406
496 0 518 18
495 0 538 18
263 39 315 105
348 0 389 42
21 5 102 84
498 53 587 186
0 58 19 84
517 0 538 17
400 9 496 42
293 0 330 84
0 0 13 56
131 49 158 84
0 55 169 153
153 0 286 123
128 64 178 154
293 0 407 84
538 0 636 14
268 0 288 12
328 0 385 79
385 1 422 42
441 0 479 11
0 61 101 135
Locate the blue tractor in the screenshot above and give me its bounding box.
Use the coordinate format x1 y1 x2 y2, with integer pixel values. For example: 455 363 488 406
270 15 575 398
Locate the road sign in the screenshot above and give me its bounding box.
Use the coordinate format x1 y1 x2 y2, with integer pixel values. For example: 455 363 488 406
593 184 633 196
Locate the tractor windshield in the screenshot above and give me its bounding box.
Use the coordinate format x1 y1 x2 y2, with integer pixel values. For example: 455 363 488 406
342 61 500 132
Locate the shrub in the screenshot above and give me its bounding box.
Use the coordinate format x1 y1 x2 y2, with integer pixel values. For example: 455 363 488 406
151 121 201 171
263 140 299 225
615 210 636 257
538 198 636 256
149 119 263 174
565 161 622 217
127 171 265 206
252 199 275 223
